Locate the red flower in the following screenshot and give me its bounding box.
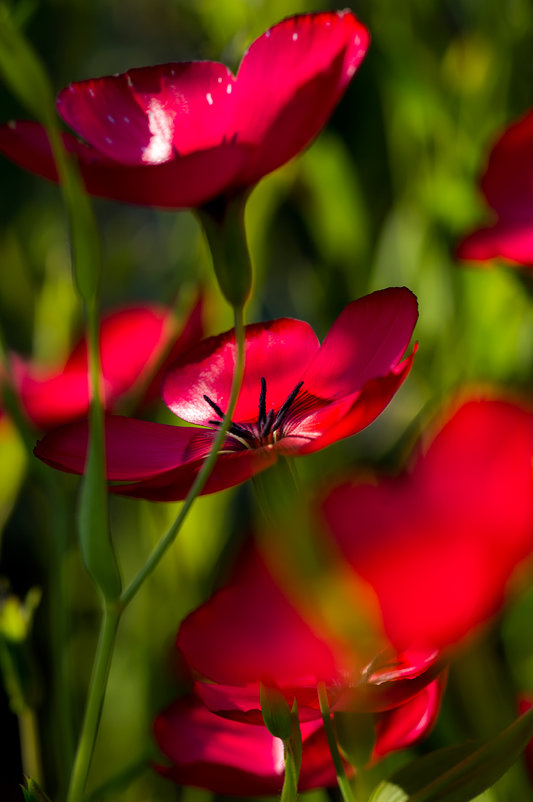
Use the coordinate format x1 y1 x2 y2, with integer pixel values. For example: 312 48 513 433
0 11 369 209
457 110 533 266
34 288 417 500
2 299 202 430
153 684 443 796
322 398 533 653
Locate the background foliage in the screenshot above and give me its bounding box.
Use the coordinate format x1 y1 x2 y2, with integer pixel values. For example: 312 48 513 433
2 0 533 800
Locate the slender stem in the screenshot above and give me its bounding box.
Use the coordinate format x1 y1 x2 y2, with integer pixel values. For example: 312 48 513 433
19 708 44 784
66 604 120 802
317 682 355 802
120 303 246 607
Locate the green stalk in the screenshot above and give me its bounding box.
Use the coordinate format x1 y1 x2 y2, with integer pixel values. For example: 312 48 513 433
120 303 246 607
65 604 120 802
317 682 356 802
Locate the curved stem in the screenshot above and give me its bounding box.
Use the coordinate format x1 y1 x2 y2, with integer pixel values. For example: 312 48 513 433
120 304 246 608
66 604 120 802
317 682 355 802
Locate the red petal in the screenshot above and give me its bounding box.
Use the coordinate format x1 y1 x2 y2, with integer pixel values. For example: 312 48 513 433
178 547 342 686
163 318 319 426
193 681 324 724
291 353 414 456
34 415 276 500
154 696 337 795
322 398 533 652
57 62 237 164
12 304 192 429
0 121 248 208
374 676 445 757
480 109 533 219
34 416 215 479
302 288 418 399
457 219 533 266
235 10 369 185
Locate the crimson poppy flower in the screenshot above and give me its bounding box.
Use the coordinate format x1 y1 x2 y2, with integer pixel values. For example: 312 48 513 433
322 397 533 653
2 299 202 430
0 11 369 209
457 110 533 265
153 682 444 796
33 287 418 500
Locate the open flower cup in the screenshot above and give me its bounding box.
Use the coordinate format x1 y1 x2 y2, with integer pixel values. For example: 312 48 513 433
457 109 533 266
0 299 203 430
155 396 533 792
0 11 369 210
34 287 418 499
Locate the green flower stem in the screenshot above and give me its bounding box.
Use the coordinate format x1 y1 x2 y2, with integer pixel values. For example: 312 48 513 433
19 707 44 785
65 603 120 802
317 682 356 802
120 303 246 607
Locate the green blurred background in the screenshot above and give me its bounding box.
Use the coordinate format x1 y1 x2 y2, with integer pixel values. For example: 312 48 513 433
2 0 533 800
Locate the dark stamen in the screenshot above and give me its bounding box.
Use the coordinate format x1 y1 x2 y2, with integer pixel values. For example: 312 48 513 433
271 381 304 432
261 408 276 438
209 419 255 442
204 394 225 419
258 377 267 428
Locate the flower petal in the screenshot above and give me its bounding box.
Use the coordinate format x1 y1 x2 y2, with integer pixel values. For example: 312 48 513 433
178 547 342 686
56 62 237 164
0 120 248 208
163 318 320 426
322 398 533 652
154 696 337 795
302 288 418 400
457 219 533 266
235 10 369 185
11 304 201 429
374 676 445 758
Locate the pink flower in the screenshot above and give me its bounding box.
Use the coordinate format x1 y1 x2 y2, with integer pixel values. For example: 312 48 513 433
457 110 533 265
153 685 443 796
0 11 369 209
2 300 202 429
33 288 417 500
322 398 533 653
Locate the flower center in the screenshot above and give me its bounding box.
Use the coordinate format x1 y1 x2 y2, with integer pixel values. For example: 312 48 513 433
203 377 304 449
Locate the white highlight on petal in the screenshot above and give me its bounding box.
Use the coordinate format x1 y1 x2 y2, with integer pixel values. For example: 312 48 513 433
354 35 361 45
89 88 96 98
272 737 285 776
347 64 356 77
218 76 222 84
107 115 116 123
123 116 130 123
105 137 113 144
126 75 134 88
206 93 213 105
142 98 175 164
292 32 298 41
265 30 271 38
226 84 232 94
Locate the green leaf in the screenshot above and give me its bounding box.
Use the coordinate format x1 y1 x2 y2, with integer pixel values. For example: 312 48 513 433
334 711 376 769
21 778 52 802
375 707 533 802
260 682 293 741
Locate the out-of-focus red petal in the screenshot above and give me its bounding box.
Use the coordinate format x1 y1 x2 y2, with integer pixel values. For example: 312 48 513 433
374 676 445 758
302 288 417 400
234 10 369 185
193 681 324 724
0 120 248 208
154 696 337 795
322 398 533 652
480 109 533 219
163 319 320 426
178 547 342 686
57 62 237 164
11 305 191 428
457 219 533 266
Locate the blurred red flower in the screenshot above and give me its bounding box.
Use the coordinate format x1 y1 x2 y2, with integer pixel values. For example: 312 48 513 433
1 299 202 429
0 11 369 209
34 287 417 500
457 110 533 265
322 398 533 653
153 684 444 795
